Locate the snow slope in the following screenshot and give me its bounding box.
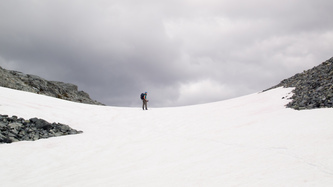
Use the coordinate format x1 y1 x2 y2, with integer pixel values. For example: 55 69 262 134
0 86 332 186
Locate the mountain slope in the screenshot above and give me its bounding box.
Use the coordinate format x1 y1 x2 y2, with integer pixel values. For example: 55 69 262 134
0 86 332 186
265 57 333 110
0 66 103 105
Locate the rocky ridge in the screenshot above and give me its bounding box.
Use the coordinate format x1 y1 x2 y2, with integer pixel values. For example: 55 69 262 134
0 115 82 143
0 66 104 105
265 57 333 110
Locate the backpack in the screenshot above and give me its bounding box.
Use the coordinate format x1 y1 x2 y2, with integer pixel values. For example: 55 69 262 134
140 93 145 100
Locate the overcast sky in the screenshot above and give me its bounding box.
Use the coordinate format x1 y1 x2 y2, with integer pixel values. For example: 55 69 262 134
0 0 332 107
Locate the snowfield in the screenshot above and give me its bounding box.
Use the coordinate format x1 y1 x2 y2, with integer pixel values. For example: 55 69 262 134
0 86 332 186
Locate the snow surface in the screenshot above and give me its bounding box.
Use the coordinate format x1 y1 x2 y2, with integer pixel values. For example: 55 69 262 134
0 86 333 187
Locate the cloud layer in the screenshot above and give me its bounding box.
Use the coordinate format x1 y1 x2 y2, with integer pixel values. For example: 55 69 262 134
0 0 332 107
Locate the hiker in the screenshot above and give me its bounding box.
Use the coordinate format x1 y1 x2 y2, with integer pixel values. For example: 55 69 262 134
141 92 148 110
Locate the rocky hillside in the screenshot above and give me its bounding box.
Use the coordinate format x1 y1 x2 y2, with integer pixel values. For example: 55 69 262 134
0 114 82 143
265 57 333 110
0 66 104 105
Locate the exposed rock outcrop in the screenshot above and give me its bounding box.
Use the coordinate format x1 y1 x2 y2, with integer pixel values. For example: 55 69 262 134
0 66 104 105
0 114 82 143
265 57 333 110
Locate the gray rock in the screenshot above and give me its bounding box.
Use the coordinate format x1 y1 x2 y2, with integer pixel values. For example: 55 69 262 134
265 56 333 110
0 122 6 128
9 137 19 142
0 115 83 144
59 124 70 132
0 66 104 105
8 122 22 130
32 134 39 141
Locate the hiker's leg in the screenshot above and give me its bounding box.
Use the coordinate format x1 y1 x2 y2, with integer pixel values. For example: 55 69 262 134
142 100 147 110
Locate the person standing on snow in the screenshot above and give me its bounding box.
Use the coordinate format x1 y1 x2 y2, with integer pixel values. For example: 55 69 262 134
141 92 148 110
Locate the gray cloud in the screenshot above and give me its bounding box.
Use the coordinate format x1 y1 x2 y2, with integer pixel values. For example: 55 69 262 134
0 0 332 107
